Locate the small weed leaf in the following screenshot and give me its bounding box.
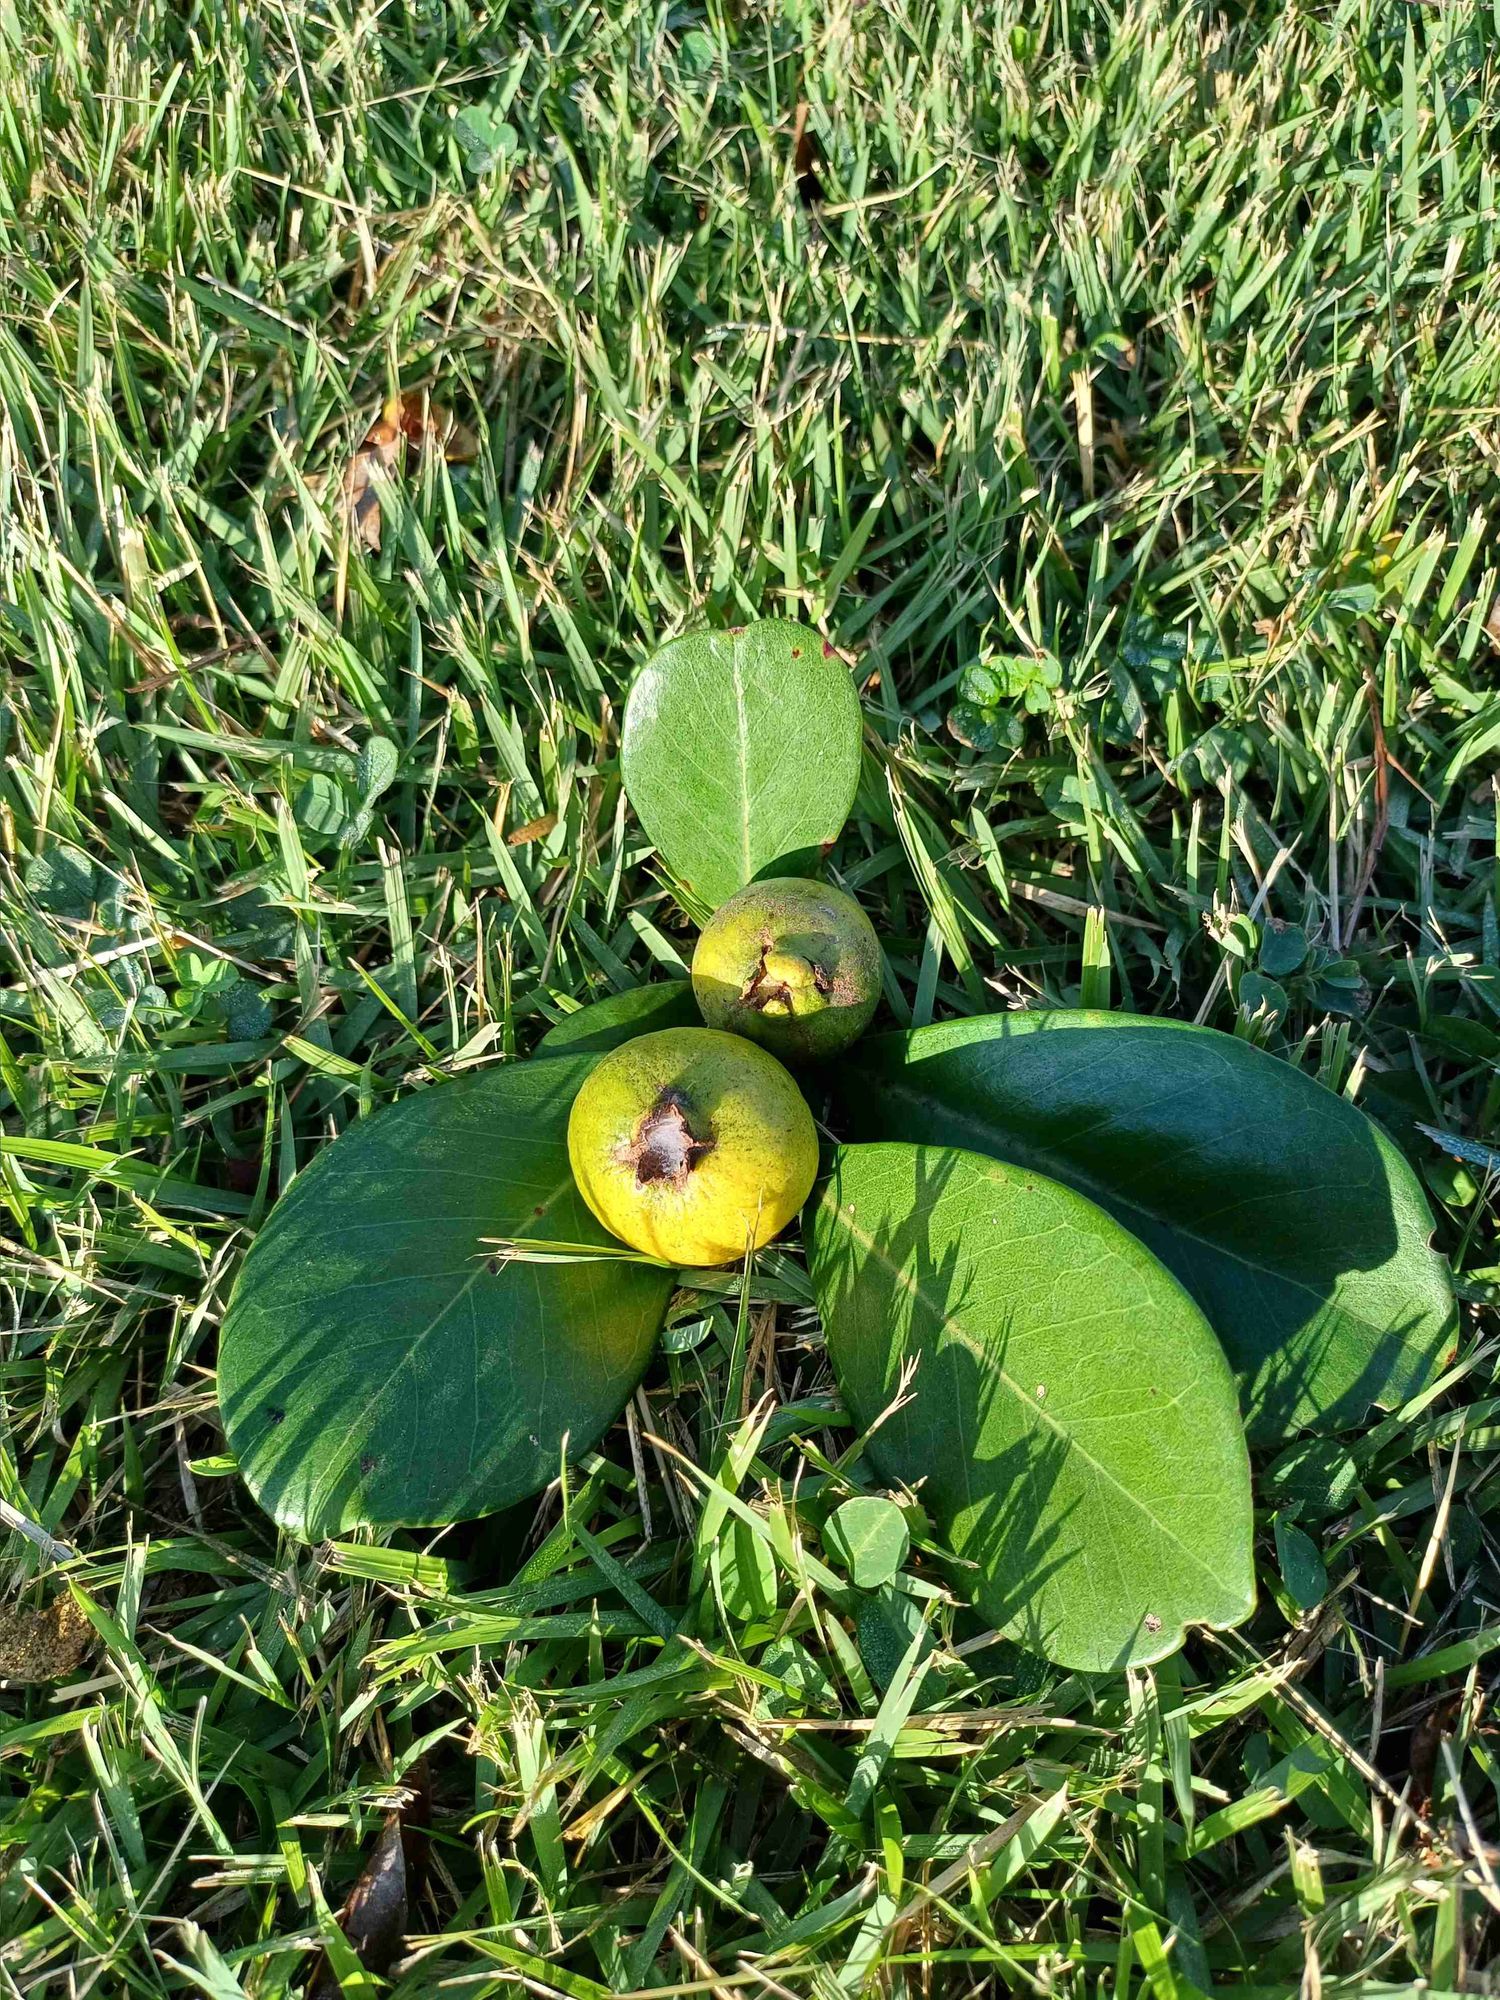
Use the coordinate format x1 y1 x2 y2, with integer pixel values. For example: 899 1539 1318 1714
1273 1513 1329 1612
454 105 519 174
1258 920 1309 978
294 771 355 849
825 1495 909 1588
948 651 1060 753
222 981 273 1040
24 849 96 918
355 735 400 803
757 1636 836 1718
1237 970 1287 1024
856 1585 942 1701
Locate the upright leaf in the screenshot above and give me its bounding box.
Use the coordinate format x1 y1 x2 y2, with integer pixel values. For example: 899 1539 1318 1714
620 620 862 909
832 1014 1454 1440
306 1761 428 2000
218 1057 671 1539
807 1143 1255 1671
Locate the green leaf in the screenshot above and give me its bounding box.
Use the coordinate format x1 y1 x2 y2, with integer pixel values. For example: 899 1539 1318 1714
825 1496 909 1588
217 1057 672 1539
455 104 519 173
1273 1514 1328 1611
1258 920 1308 978
832 1014 1454 1441
293 772 353 849
807 1143 1254 1671
536 982 699 1058
620 620 862 910
855 1585 941 1701
713 1515 777 1622
1237 971 1287 1022
222 981 273 1041
660 1309 712 1356
24 848 96 916
1261 1436 1359 1519
757 1636 835 1717
676 28 715 75
355 734 400 802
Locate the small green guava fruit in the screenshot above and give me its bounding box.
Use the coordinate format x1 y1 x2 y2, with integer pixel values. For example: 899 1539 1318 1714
691 877 882 1064
567 1028 819 1267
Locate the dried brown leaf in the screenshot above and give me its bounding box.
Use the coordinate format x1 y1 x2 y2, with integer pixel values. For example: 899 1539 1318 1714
792 102 822 205
340 393 479 552
506 812 558 846
304 1760 430 2000
0 1594 94 1684
383 391 479 464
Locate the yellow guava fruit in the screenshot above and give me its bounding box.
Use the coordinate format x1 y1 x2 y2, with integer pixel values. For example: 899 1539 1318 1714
692 877 882 1064
567 1028 819 1266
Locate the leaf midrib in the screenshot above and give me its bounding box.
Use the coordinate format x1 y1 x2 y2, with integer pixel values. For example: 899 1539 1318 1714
730 632 752 888
869 1068 1432 1350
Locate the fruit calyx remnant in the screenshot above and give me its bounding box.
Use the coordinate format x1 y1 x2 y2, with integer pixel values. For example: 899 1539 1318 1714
741 944 832 1018
622 1089 716 1188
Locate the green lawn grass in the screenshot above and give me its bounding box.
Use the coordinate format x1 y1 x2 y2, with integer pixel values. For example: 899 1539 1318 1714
2 0 1498 1991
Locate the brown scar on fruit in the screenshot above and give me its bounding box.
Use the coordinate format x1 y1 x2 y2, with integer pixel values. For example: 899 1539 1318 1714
740 940 832 1013
621 1089 715 1188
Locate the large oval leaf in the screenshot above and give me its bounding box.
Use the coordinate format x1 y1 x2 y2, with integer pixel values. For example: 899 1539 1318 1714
832 1014 1454 1440
218 1057 671 1539
620 620 862 910
807 1143 1255 1671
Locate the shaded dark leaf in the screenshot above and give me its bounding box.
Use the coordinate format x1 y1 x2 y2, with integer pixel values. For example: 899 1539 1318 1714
1273 1513 1328 1610
536 982 700 1058
1259 920 1308 977
833 1014 1455 1440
